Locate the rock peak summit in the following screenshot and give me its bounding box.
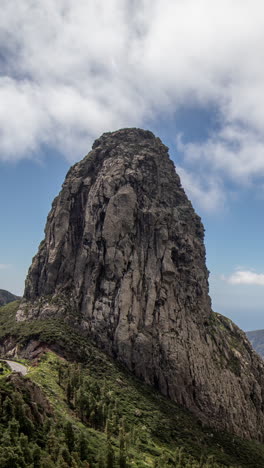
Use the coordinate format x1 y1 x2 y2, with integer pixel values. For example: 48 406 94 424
18 128 264 441
92 127 157 148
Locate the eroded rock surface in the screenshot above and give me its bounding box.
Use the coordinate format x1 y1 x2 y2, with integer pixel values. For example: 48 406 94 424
17 128 264 440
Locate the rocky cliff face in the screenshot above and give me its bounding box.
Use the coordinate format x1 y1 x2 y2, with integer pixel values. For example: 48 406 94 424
17 128 264 441
0 289 19 307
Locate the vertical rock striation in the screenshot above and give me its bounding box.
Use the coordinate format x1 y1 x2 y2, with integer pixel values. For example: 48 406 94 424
17 128 264 440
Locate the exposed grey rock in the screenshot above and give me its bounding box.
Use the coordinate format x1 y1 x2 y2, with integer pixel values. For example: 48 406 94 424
0 289 20 307
17 128 264 441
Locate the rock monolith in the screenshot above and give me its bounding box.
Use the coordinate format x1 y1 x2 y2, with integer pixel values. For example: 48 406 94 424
17 128 264 441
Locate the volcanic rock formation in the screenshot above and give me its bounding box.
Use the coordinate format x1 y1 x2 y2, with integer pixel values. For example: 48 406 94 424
17 128 264 440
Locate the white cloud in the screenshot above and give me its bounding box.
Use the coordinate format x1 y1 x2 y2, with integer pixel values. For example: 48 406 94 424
177 166 225 212
223 270 264 286
175 125 264 209
2 0 264 212
177 125 264 185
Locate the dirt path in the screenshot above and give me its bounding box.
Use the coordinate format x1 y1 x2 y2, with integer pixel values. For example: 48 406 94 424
3 360 28 375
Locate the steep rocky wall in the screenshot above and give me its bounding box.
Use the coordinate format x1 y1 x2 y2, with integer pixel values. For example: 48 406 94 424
17 128 264 441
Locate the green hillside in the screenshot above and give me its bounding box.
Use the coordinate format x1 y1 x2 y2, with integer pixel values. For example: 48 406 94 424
0 301 264 467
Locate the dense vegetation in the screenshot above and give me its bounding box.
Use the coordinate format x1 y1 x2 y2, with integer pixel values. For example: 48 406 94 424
0 302 264 467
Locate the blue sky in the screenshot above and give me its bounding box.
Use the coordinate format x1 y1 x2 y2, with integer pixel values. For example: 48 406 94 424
1 1 264 332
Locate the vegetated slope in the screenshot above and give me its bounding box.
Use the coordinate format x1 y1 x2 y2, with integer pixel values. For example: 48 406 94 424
247 330 264 358
1 301 264 467
16 128 264 441
0 289 20 306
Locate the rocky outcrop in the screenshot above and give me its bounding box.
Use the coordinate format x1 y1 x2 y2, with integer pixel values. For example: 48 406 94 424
17 128 264 441
0 289 20 307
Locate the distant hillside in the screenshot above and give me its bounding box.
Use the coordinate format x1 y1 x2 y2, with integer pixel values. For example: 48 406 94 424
0 289 20 307
247 330 264 358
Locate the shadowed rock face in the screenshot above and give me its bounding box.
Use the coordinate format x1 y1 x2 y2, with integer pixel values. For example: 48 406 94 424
17 128 264 440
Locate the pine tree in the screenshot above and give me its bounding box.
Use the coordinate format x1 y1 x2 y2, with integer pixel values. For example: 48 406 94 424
60 445 72 465
2 428 12 448
175 447 184 467
32 445 42 468
58 363 63 386
97 452 106 468
66 381 73 405
119 418 127 468
3 396 14 421
0 445 26 468
8 418 19 443
46 427 61 461
56 454 69 468
106 440 115 468
19 433 32 465
64 421 75 453
105 418 111 440
78 431 89 461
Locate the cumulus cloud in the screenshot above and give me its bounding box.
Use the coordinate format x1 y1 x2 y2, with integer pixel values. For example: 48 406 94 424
177 166 225 212
176 125 264 209
177 125 264 184
223 270 264 286
0 1 152 160
2 1 264 209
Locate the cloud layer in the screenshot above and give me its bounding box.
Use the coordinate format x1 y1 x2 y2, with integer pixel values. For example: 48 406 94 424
2 1 264 209
223 270 264 286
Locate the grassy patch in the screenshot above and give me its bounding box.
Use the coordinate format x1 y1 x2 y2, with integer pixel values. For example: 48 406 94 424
0 360 11 377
